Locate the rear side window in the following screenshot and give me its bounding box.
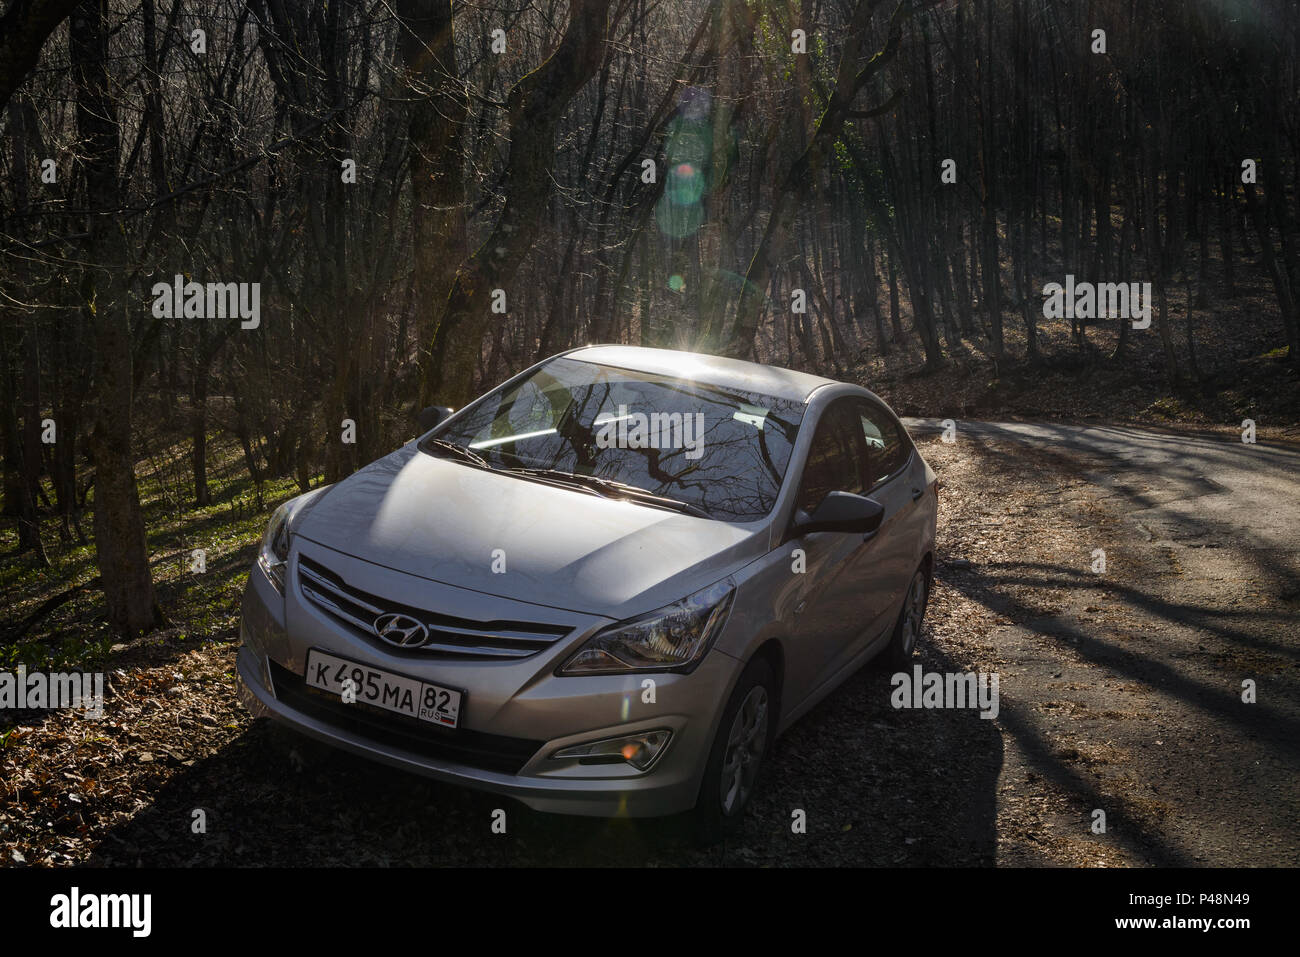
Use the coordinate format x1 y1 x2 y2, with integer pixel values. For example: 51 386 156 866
852 399 909 488
796 401 866 513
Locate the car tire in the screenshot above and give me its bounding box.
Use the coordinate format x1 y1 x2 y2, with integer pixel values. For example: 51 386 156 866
693 656 776 846
885 564 931 669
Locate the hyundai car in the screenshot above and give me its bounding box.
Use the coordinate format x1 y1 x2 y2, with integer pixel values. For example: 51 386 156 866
236 344 938 841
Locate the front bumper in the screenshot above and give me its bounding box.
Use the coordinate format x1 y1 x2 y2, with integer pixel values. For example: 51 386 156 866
236 541 741 818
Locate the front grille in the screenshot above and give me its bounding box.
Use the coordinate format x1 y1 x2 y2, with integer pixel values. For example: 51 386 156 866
268 661 542 775
297 556 572 660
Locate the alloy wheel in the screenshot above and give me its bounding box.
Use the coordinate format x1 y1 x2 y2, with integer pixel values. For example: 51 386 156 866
720 685 769 815
900 571 928 656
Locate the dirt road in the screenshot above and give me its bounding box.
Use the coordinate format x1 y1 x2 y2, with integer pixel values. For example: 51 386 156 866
904 418 1300 866
4 420 1297 866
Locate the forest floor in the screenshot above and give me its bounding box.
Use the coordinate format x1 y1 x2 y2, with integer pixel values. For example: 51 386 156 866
846 278 1300 437
2 418 1296 867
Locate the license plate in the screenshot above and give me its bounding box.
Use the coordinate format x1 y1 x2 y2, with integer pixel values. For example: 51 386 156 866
303 649 463 728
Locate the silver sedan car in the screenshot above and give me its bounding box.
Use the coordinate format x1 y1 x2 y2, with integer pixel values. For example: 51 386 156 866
237 345 937 841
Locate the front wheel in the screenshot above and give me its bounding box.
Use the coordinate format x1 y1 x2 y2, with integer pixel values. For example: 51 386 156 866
693 657 775 846
885 565 930 669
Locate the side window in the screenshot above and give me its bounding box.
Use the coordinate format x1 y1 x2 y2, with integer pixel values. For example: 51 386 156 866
796 402 866 514
853 400 908 488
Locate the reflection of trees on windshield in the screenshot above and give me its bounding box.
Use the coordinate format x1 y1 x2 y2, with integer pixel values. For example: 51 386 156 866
440 359 804 522
556 380 613 470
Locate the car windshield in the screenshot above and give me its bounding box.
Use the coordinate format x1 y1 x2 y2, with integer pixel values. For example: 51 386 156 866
425 357 805 522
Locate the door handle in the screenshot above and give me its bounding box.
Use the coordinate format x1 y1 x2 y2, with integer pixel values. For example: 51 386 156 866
911 487 923 501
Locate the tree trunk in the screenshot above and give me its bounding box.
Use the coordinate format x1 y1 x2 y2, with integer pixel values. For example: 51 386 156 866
72 0 163 636
426 0 614 406
725 0 908 357
397 0 469 408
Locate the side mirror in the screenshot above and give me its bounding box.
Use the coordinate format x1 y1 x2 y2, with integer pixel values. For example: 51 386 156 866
791 491 885 537
417 405 455 433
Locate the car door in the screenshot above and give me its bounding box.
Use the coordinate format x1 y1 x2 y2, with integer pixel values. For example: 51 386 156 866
784 398 885 701
836 397 924 662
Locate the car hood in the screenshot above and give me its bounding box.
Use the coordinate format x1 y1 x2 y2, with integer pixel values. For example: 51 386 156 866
293 442 766 620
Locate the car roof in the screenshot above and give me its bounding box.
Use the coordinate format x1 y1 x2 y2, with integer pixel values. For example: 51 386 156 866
564 344 841 402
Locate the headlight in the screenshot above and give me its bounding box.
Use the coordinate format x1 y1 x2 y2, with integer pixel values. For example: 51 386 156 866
257 502 293 592
256 486 331 593
558 578 735 675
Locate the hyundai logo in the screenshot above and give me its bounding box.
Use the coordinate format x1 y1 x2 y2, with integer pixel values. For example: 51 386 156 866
373 612 429 648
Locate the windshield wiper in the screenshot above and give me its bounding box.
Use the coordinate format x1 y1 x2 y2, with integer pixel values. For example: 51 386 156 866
499 466 606 498
502 467 712 519
424 437 490 470
613 488 714 520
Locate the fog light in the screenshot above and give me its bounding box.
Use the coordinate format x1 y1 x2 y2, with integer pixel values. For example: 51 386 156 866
551 730 672 771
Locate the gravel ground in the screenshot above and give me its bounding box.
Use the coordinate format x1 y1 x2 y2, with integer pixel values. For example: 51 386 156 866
3 422 1296 867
